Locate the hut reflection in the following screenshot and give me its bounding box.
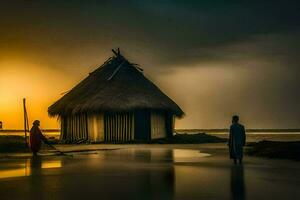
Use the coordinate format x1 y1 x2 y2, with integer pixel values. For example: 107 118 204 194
68 149 176 199
132 149 175 200
230 164 246 200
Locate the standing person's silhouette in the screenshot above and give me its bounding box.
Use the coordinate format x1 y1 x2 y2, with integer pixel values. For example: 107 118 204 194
228 115 246 164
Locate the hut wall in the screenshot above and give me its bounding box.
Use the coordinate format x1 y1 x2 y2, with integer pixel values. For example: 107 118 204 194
60 117 67 141
60 112 173 143
60 114 88 143
150 111 166 139
104 113 134 142
87 114 104 142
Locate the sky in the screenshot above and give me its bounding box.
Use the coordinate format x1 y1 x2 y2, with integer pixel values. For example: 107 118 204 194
0 0 300 129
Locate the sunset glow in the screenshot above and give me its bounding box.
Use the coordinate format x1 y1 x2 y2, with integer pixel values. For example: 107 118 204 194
0 60 75 129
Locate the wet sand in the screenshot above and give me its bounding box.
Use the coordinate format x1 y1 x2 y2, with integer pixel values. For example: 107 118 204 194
0 143 300 200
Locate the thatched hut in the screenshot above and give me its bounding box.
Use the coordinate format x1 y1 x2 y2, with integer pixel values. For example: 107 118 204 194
48 49 183 143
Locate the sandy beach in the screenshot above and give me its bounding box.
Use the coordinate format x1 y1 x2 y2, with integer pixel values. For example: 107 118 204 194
0 143 300 200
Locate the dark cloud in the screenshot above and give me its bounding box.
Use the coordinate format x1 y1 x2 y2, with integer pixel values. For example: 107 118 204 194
1 1 299 66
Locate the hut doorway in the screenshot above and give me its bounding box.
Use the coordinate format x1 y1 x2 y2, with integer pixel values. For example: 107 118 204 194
134 110 151 140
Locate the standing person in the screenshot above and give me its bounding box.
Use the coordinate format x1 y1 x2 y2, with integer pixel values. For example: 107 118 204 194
228 115 246 164
29 120 49 156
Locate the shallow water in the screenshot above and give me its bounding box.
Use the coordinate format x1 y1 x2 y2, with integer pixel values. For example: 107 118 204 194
2 131 300 142
208 132 300 142
0 148 299 200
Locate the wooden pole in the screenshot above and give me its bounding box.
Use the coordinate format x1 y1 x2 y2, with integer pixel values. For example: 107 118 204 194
23 98 28 147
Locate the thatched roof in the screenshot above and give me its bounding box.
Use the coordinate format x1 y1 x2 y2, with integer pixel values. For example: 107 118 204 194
48 49 184 117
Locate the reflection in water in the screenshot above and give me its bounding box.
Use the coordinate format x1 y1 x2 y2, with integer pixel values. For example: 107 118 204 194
0 149 211 199
0 166 29 179
130 149 174 200
0 157 62 179
231 164 246 200
173 149 210 162
41 160 62 169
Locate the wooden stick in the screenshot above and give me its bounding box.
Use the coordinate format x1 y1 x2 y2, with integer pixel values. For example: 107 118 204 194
46 143 72 157
23 98 28 147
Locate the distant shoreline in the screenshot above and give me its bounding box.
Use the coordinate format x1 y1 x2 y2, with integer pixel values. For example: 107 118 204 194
176 129 300 133
1 128 300 133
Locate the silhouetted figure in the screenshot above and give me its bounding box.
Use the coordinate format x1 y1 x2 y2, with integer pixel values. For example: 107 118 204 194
29 120 49 156
231 164 246 200
228 115 246 164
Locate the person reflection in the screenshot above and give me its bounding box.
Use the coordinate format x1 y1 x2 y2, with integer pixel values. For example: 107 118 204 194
231 164 246 200
30 156 42 174
29 156 44 200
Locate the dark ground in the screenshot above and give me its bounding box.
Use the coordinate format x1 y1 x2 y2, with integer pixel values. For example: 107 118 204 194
246 140 300 161
0 136 58 153
0 136 29 153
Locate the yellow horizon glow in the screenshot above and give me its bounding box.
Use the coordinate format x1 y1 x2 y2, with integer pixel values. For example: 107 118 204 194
0 59 75 129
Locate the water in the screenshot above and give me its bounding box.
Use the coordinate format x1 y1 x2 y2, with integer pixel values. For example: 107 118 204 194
179 131 300 142
0 148 300 200
208 132 300 142
0 159 62 179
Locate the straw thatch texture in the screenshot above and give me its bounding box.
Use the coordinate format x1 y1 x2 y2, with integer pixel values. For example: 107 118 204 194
48 52 184 117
